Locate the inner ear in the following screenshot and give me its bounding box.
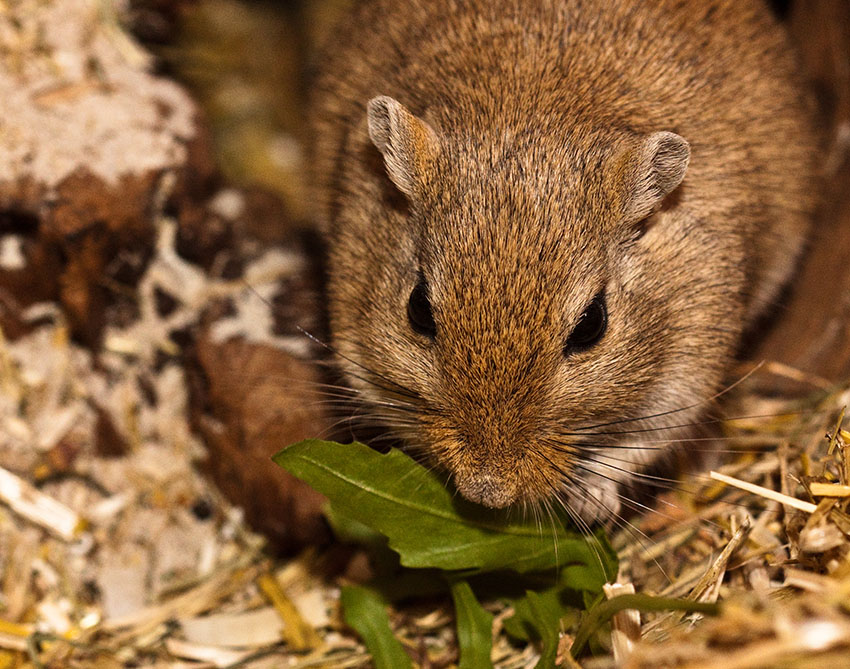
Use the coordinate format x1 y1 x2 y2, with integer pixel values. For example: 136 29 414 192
624 131 690 222
367 95 440 199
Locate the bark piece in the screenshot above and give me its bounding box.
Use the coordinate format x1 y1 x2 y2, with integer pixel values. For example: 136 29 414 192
193 335 332 552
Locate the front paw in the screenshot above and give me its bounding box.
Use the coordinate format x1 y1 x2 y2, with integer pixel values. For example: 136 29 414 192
562 477 621 526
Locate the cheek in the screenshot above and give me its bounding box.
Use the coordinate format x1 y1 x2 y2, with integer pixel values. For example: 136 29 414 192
548 313 671 424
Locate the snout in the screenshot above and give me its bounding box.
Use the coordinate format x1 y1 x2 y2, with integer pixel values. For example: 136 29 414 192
452 469 520 508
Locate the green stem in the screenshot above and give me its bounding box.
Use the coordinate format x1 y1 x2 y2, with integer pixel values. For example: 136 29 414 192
571 594 719 658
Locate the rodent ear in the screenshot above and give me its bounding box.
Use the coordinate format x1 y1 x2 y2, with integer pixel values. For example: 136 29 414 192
625 131 690 221
367 95 439 198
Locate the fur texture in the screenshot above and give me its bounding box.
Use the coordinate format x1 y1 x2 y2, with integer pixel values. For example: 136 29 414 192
309 0 819 524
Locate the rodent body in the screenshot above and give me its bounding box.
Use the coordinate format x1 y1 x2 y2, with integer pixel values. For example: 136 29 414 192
310 0 819 523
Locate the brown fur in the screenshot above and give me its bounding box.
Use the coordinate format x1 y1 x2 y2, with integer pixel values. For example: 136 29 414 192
308 0 819 523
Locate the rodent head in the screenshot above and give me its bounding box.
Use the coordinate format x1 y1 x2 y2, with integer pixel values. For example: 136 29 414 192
328 95 736 523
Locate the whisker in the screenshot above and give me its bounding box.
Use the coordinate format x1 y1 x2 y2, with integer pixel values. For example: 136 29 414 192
569 443 776 454
569 459 760 514
560 407 823 438
297 325 425 403
528 449 611 579
557 474 670 582
571 362 767 432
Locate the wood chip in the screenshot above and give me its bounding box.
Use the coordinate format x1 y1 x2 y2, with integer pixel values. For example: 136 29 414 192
164 638 255 667
180 607 284 648
0 464 84 540
604 581 640 665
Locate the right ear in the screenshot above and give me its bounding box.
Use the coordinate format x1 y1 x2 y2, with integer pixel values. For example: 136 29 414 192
367 95 440 198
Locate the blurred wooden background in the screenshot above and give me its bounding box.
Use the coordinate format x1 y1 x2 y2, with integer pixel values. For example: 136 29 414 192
751 0 850 384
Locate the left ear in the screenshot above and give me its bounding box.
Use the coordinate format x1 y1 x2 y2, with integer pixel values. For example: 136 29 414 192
367 95 441 199
622 131 690 221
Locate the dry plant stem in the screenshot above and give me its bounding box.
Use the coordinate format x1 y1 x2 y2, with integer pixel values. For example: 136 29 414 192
709 471 818 513
258 573 323 651
734 361 835 390
783 568 834 593
688 516 752 603
0 626 30 653
656 560 716 600
826 406 845 456
810 482 850 496
619 528 697 564
643 517 751 641
682 619 850 669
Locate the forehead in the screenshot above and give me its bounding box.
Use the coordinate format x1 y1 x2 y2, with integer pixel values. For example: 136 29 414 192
421 141 615 281
418 188 612 354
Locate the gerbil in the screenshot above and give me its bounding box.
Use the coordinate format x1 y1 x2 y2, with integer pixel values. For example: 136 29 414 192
308 0 819 525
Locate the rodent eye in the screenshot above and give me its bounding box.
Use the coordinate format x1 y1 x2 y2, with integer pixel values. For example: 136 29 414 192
407 274 437 339
564 293 607 355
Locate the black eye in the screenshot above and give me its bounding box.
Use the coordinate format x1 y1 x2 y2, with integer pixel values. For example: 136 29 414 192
564 293 607 355
407 274 437 339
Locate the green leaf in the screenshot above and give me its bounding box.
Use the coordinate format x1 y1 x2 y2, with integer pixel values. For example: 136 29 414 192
340 585 412 669
450 580 494 669
558 555 615 594
371 568 450 602
274 440 616 579
324 503 386 547
526 590 561 669
502 582 581 642
325 506 403 576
